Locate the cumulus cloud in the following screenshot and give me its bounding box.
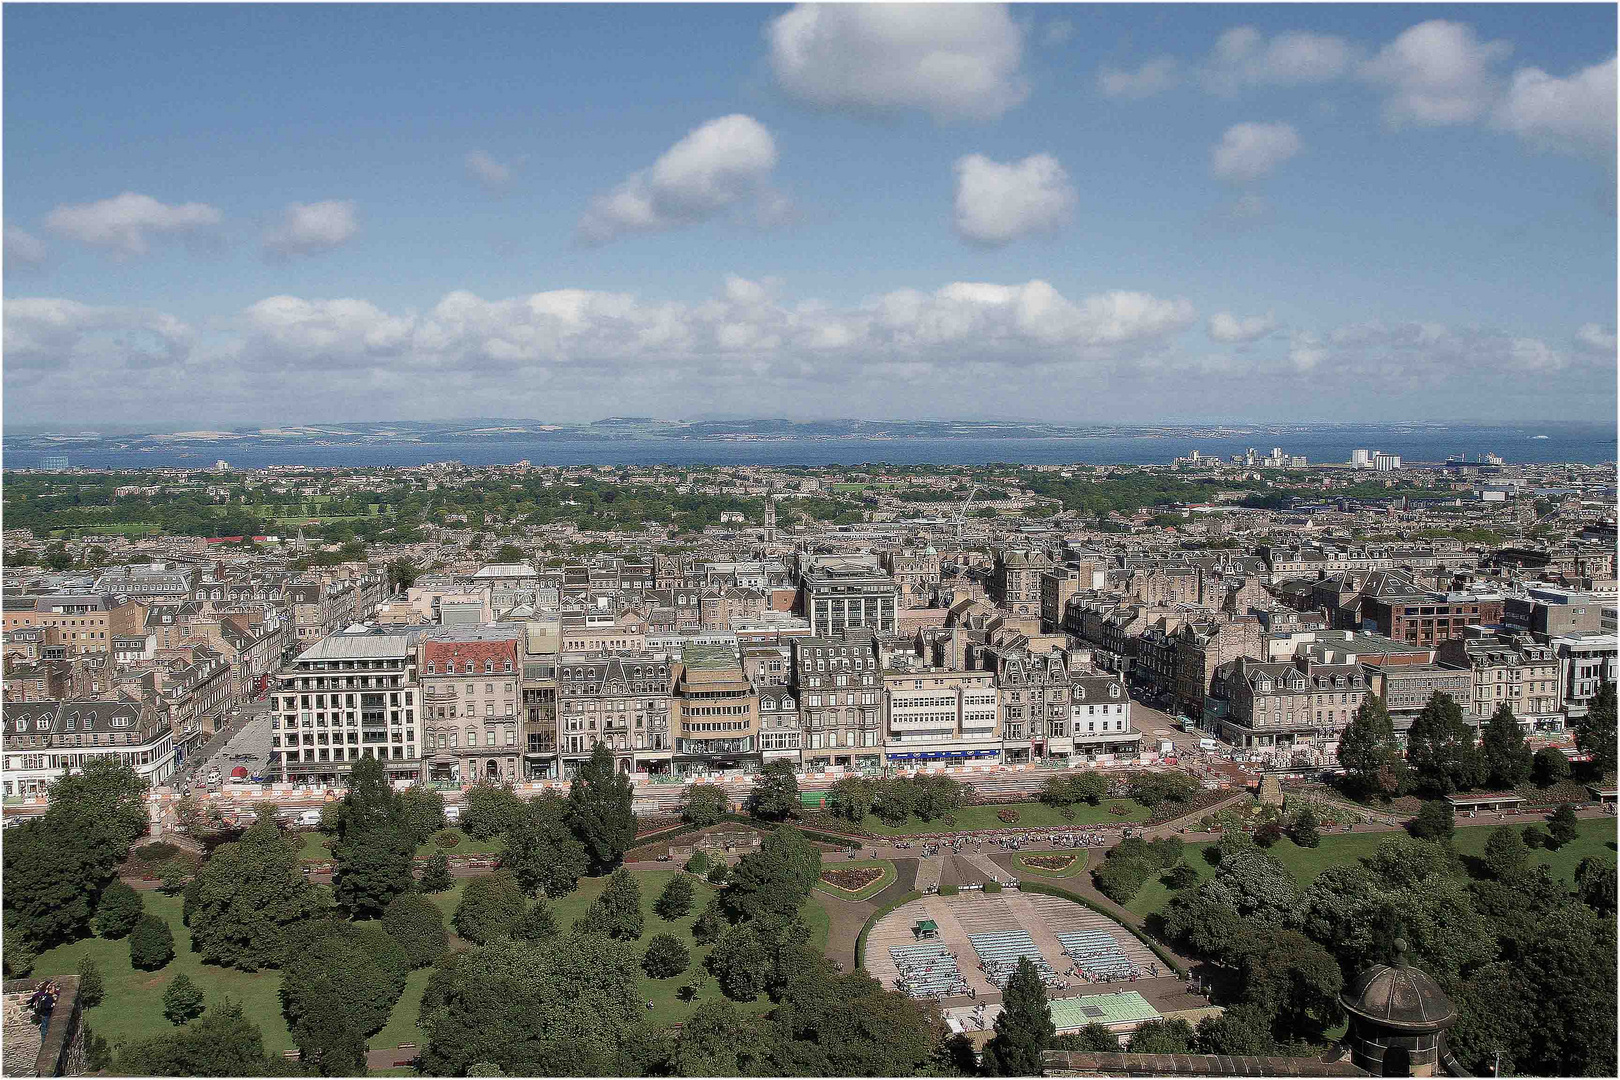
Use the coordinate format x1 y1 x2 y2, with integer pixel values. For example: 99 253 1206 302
1208 311 1278 343
465 150 515 192
766 3 1027 121
952 153 1076 246
1576 323 1617 353
5 226 47 268
44 192 221 257
1211 122 1302 182
263 201 359 257
1494 56 1617 158
1098 56 1179 99
1205 27 1357 92
1361 20 1511 126
4 297 195 372
577 115 782 244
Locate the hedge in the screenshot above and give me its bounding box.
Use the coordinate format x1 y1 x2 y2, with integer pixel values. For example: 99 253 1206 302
1017 880 1187 978
854 890 922 970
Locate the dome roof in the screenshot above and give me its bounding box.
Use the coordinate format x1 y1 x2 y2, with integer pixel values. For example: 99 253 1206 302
1340 964 1456 1032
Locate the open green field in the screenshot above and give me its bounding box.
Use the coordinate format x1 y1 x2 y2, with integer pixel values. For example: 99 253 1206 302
32 866 837 1058
853 800 1149 836
1125 817 1618 918
48 523 162 537
30 893 297 1054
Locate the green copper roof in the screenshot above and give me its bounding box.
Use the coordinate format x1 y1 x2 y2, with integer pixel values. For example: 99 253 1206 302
1049 991 1161 1031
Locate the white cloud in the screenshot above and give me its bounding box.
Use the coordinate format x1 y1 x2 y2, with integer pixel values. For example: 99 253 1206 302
1494 56 1617 158
465 150 515 192
1208 311 1278 343
1576 323 1617 353
766 3 1027 121
1205 27 1357 92
1211 122 1302 182
4 297 195 371
1098 56 1179 99
1361 20 1511 126
263 200 359 257
952 153 1076 246
5 226 47 268
43 192 221 257
577 115 782 245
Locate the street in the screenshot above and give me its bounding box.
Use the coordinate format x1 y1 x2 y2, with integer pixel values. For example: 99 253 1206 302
171 694 275 788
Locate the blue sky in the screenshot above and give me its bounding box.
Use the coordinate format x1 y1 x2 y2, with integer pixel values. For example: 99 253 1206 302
4 3 1616 427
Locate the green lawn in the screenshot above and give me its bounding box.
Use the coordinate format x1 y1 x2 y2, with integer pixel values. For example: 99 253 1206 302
853 800 1149 836
34 865 847 1060
292 828 505 863
1125 817 1619 919
815 860 897 900
30 893 296 1054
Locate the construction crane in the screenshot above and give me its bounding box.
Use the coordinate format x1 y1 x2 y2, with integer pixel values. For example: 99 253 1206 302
946 485 981 573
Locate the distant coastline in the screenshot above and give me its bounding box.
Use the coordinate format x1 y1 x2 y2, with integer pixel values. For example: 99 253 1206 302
6 419 1614 470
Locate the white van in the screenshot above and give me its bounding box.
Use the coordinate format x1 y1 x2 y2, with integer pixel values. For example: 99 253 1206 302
1199 738 1219 752
443 804 463 824
297 809 322 828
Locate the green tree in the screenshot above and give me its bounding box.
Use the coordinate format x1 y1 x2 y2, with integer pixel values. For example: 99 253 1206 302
280 922 408 1075
94 880 145 939
1408 799 1455 842
706 925 772 1002
671 999 775 1077
1127 1018 1195 1054
692 898 727 945
577 867 645 940
1533 745 1572 787
726 825 821 929
1574 682 1617 774
1289 805 1321 848
162 974 206 1025
1336 694 1409 801
749 759 800 821
454 871 527 944
643 933 691 978
383 892 449 968
1483 825 1529 880
158 858 193 896
1194 1002 1276 1055
824 775 877 823
566 743 638 873
118 1001 302 1077
76 955 105 1008
504 792 589 897
1575 856 1617 916
1406 691 1486 795
1237 930 1343 1043
129 913 175 970
332 755 417 918
1547 803 1579 848
1051 1024 1120 1052
654 873 696 920
188 818 326 970
463 783 526 841
760 964 945 1076
399 786 447 845
417 934 654 1077
418 851 453 893
982 957 1054 1075
681 783 732 827
512 899 558 942
1481 703 1533 789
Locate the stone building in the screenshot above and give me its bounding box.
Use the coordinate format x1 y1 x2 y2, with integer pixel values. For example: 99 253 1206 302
419 629 522 785
271 628 421 784
671 645 761 775
1436 629 1563 734
556 651 672 777
989 547 1052 619
791 631 882 769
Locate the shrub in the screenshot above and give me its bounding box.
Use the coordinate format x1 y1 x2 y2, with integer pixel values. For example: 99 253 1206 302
939 884 959 897
1253 821 1284 848
158 859 192 895
512 900 558 942
162 974 205 1025
130 842 182 866
76 956 105 1008
997 807 1021 824
706 861 730 886
692 899 726 946
1164 863 1199 890
643 933 691 978
984 879 1002 894
1548 804 1580 848
1408 800 1455 842
682 784 732 827
1288 806 1321 849
129 913 175 970
383 893 448 968
684 851 711 876
433 829 464 848
462 784 525 841
1521 825 1550 849
95 881 145 939
1093 856 1153 903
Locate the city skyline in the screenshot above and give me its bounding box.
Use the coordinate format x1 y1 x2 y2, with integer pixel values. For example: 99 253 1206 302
5 3 1617 426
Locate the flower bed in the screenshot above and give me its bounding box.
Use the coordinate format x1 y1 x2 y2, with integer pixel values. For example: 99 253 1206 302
1146 788 1231 825
819 866 885 893
997 807 1021 824
1020 853 1076 871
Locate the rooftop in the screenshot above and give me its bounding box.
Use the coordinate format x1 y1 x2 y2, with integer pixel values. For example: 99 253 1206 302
1049 991 1160 1031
